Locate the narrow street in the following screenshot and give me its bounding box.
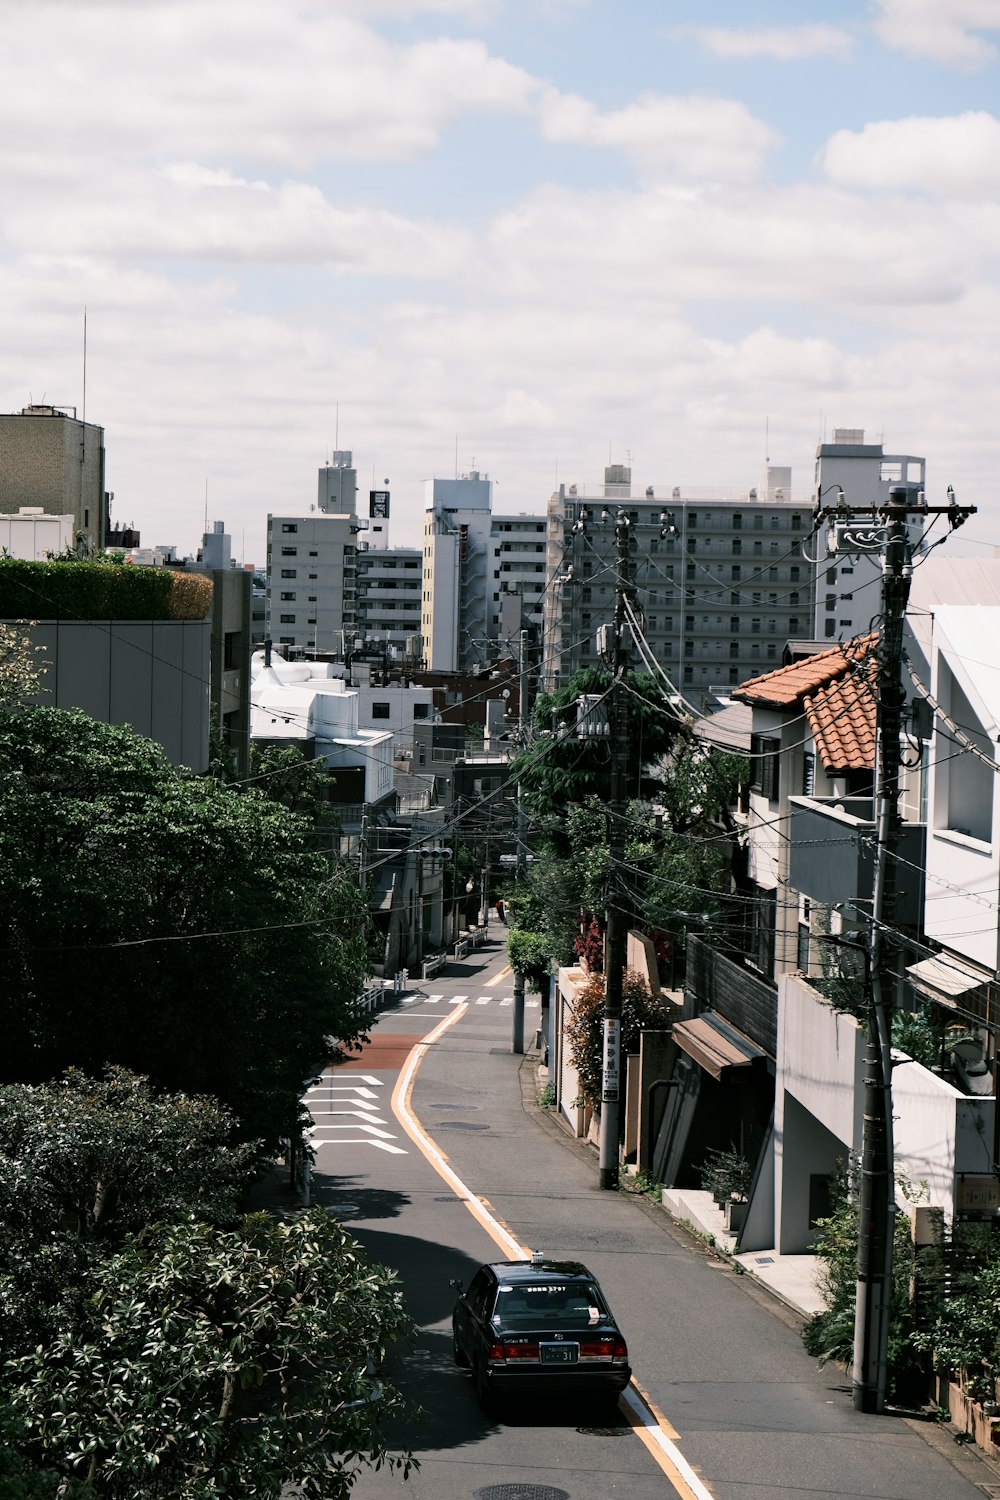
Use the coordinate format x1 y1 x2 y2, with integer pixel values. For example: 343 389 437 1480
307 935 993 1500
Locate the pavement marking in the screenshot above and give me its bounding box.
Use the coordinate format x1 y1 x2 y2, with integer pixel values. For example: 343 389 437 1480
485 965 511 987
475 996 491 1005
391 1006 526 1260
391 998 716 1500
499 998 512 1006
307 1077 408 1157
620 1385 715 1499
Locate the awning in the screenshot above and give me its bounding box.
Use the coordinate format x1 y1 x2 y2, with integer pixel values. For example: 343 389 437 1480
906 954 992 1007
671 1014 767 1081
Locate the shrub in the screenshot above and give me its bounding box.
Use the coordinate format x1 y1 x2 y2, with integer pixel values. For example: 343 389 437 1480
0 558 212 622
564 969 673 1111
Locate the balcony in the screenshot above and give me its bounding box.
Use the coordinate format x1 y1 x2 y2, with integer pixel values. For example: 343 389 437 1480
787 795 925 926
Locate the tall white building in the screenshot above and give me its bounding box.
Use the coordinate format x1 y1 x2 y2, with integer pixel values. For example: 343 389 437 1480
813 430 926 641
421 472 546 672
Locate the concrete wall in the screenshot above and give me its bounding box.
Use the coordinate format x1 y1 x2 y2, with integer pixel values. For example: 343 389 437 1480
15 617 210 771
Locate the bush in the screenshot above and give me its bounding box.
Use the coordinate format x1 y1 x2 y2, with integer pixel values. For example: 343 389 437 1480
0 558 211 622
564 969 673 1111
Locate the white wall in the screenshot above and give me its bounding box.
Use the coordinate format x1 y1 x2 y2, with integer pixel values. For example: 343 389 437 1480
0 509 74 558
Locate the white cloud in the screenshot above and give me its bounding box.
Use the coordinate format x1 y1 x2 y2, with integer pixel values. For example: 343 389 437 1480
538 90 780 183
0 4 538 175
680 24 855 61
823 112 1000 197
870 0 1000 68
7 168 475 276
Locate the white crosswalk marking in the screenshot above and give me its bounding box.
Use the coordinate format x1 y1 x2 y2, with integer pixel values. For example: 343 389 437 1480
499 997 512 1006
475 996 490 1005
448 997 464 1005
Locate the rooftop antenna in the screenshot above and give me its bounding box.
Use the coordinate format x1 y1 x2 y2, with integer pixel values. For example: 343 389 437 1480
204 477 208 537
81 308 87 424
335 402 339 452
455 435 458 480
765 415 770 467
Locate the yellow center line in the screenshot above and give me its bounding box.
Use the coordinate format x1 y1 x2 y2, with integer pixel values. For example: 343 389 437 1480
485 964 511 987
389 1006 718 1500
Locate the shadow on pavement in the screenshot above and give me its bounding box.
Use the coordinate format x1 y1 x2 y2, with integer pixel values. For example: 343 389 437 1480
309 1174 411 1222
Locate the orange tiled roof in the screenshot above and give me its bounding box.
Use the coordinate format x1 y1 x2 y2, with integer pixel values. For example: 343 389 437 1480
732 633 877 708
733 634 878 773
803 673 876 771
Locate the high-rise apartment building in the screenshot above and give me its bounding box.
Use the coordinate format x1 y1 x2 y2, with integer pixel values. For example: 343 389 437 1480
543 465 816 697
421 472 545 671
0 403 108 555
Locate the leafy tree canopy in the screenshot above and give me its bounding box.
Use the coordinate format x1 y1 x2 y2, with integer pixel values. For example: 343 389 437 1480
0 709 369 1144
0 624 48 710
511 667 681 830
564 969 673 1111
7 1210 415 1500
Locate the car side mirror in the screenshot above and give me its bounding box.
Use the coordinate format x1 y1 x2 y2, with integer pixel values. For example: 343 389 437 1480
449 1277 464 1292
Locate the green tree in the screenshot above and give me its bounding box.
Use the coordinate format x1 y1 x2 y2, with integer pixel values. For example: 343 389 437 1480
0 624 47 709
0 708 369 1145
512 667 681 834
6 1210 415 1500
0 1069 260 1367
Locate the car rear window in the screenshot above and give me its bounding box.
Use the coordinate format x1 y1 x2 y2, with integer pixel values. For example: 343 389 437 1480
492 1283 610 1328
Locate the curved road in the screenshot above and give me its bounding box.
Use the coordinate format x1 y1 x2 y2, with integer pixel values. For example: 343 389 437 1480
307 937 992 1500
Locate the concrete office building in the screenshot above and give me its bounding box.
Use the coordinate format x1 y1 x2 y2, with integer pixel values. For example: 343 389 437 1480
421 472 546 672
355 545 423 657
543 464 816 697
813 430 926 642
0 403 109 556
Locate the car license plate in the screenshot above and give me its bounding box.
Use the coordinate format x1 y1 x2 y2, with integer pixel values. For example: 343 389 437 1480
540 1343 578 1364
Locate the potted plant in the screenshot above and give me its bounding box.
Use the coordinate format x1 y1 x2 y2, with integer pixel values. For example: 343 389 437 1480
699 1146 753 1221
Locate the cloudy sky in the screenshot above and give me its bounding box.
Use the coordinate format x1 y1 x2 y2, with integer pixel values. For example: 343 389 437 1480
2 0 999 560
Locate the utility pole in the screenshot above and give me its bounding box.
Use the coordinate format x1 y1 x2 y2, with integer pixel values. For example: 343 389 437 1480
512 627 530 1055
817 482 975 1412
598 509 633 1190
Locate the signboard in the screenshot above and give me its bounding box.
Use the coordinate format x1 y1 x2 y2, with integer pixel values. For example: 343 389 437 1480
369 490 390 518
601 1018 620 1103
956 1176 1000 1214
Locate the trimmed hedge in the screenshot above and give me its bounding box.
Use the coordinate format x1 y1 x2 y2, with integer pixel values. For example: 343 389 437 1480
0 558 212 622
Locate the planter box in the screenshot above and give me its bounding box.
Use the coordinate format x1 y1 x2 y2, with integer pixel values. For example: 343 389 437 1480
725 1199 748 1234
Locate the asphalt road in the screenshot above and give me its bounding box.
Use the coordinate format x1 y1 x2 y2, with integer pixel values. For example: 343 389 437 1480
308 935 994 1500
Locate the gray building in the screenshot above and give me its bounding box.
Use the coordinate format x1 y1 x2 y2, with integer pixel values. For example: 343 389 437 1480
544 465 816 698
0 403 109 557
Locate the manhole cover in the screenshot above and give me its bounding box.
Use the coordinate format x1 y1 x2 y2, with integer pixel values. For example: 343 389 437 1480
434 1121 488 1130
475 1488 570 1500
325 1203 360 1218
576 1425 627 1437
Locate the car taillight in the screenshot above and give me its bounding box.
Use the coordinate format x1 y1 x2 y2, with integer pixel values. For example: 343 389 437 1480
503 1341 540 1360
487 1341 505 1363
611 1337 628 1362
579 1339 611 1358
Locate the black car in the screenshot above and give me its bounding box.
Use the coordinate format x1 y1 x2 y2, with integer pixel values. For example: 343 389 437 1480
450 1256 631 1408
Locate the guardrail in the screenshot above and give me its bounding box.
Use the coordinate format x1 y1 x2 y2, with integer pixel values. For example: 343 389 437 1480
421 952 445 980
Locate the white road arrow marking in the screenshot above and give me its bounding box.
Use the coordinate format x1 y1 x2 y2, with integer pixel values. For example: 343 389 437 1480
310 1109 387 1123
310 1122 397 1139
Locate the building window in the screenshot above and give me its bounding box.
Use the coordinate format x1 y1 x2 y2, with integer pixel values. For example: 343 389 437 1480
825 620 836 638
686 564 695 580
372 703 391 720
281 524 298 534
731 566 741 582
683 666 693 683
753 514 763 530
750 734 781 801
280 592 296 601
281 569 297 579
730 616 739 632
413 704 429 720
732 513 742 529
770 514 780 529
280 614 295 624
753 541 762 555
767 644 776 659
281 546 297 556
732 539 742 555
689 513 698 528
790 565 800 582
309 550 318 557
684 639 694 657
729 642 739 658
792 514 803 530
827 567 837 584
750 886 777 977
789 616 800 632
825 594 836 612
729 666 739 683
685 615 694 631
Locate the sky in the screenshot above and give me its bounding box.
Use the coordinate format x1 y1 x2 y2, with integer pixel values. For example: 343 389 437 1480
2 0 999 563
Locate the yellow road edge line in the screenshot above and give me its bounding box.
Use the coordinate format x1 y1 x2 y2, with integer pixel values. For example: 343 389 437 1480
620 1384 717 1500
389 1004 719 1500
485 964 511 987
391 1007 528 1260
630 1374 680 1438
